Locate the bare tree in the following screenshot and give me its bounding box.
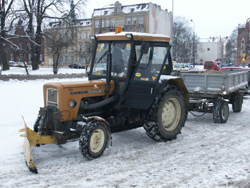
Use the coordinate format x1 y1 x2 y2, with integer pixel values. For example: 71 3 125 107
225 28 238 65
172 16 199 63
43 0 88 74
44 21 77 74
0 0 16 70
20 0 87 71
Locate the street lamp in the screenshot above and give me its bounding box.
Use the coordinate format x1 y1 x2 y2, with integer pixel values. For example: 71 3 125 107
190 19 195 67
171 0 174 42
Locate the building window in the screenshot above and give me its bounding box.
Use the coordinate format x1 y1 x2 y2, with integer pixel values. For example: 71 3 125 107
132 17 137 25
130 8 134 13
28 54 31 61
95 20 99 28
79 31 83 40
71 44 74 52
102 20 104 28
64 56 68 64
133 27 137 32
121 19 124 27
79 56 84 64
71 56 74 64
40 54 43 61
241 39 245 53
85 31 89 39
106 19 110 27
65 46 68 52
139 26 144 32
115 7 120 14
126 17 131 25
116 19 119 26
59 56 63 65
104 10 108 15
111 19 115 28
80 44 83 51
139 15 144 24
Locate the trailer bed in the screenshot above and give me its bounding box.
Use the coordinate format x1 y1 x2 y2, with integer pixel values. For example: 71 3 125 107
180 71 248 97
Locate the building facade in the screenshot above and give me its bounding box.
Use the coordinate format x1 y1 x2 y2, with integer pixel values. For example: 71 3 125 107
197 38 224 65
237 18 250 66
44 18 92 67
43 1 172 67
92 1 172 36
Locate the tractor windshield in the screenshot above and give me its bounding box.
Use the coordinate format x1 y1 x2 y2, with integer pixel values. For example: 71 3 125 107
92 42 131 78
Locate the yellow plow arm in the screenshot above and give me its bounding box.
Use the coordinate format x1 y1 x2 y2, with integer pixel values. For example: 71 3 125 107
19 117 55 174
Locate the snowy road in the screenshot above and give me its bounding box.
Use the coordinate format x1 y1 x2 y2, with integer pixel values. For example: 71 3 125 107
0 78 249 188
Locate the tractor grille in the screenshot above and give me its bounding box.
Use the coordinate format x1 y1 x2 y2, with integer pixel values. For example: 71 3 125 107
47 88 58 107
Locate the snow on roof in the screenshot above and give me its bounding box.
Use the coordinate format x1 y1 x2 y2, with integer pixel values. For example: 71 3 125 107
96 31 169 38
95 31 170 42
48 19 92 28
92 3 149 17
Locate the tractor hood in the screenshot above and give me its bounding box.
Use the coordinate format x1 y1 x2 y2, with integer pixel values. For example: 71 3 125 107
42 79 115 121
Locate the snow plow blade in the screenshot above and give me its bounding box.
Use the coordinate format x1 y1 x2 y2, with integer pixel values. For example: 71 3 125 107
19 117 55 174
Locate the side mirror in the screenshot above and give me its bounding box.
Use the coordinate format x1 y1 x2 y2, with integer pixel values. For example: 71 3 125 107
141 42 150 54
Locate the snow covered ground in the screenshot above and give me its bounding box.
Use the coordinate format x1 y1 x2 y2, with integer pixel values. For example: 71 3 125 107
0 66 86 75
0 67 250 188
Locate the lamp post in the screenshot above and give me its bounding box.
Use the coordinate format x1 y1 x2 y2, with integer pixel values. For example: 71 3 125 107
171 0 174 43
190 19 195 67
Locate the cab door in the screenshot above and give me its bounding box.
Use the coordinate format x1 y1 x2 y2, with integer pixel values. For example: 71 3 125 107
123 44 171 109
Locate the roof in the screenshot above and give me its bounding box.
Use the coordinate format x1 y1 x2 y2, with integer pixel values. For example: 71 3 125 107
48 18 92 28
92 3 150 17
95 32 170 42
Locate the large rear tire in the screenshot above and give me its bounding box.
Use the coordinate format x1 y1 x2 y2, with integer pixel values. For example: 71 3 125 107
79 120 110 160
144 86 187 141
213 100 229 123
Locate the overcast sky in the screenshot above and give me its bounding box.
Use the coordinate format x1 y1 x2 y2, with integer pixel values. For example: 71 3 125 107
85 0 250 39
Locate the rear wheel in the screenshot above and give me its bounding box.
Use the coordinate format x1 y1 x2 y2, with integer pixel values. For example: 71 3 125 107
232 93 243 112
79 120 110 160
144 86 187 141
213 100 229 123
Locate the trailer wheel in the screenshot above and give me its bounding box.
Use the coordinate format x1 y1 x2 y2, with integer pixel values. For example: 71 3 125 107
232 93 243 113
79 120 110 160
213 100 229 123
144 86 187 141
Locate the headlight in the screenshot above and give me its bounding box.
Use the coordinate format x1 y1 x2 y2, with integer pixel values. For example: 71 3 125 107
47 88 58 107
69 100 77 108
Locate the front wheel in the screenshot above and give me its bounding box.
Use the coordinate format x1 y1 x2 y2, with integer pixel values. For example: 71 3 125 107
213 100 229 123
79 120 110 160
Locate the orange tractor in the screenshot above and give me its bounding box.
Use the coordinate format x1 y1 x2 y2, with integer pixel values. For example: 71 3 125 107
20 29 189 173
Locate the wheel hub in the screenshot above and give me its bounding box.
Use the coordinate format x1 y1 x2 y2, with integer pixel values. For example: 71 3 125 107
90 129 105 153
161 98 181 131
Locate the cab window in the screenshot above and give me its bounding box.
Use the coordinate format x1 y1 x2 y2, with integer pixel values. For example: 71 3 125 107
134 45 168 81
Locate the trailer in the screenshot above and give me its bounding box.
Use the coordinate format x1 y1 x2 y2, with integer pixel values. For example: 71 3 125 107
180 70 249 123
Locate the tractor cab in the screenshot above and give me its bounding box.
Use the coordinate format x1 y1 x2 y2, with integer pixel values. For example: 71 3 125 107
89 30 173 109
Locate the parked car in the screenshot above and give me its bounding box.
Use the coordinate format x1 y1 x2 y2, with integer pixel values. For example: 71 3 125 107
173 63 190 71
204 61 220 70
16 62 25 67
8 61 19 67
8 61 25 67
69 63 85 69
